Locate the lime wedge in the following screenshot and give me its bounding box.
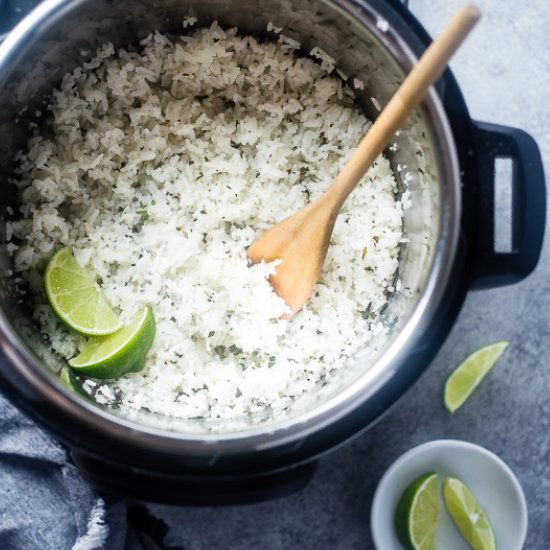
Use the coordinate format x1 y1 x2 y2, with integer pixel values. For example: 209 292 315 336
444 341 509 413
45 247 122 336
394 472 440 550
59 366 94 401
59 365 79 393
443 477 496 550
69 306 155 379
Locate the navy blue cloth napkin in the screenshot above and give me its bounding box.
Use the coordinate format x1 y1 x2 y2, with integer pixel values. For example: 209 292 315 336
0 392 129 549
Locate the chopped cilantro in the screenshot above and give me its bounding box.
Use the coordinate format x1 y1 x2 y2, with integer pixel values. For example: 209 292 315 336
214 345 226 359
361 303 372 320
137 202 149 221
228 344 243 355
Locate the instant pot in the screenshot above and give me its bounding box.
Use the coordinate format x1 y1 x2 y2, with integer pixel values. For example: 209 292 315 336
0 0 545 504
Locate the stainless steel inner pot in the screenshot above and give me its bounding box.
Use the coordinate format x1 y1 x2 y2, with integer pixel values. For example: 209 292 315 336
0 0 460 452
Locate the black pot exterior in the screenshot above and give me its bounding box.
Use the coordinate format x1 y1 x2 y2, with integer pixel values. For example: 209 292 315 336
0 0 544 504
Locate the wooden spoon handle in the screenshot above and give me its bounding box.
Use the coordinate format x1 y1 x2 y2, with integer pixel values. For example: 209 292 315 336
327 3 481 204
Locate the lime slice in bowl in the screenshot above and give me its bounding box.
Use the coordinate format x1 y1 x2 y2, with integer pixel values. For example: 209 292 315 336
44 247 122 336
394 472 440 550
69 306 155 379
443 476 496 550
444 341 509 413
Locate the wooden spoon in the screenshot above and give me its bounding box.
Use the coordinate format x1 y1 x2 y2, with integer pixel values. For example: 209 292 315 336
247 4 481 317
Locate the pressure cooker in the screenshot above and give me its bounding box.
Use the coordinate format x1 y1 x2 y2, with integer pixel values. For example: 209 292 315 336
0 0 544 504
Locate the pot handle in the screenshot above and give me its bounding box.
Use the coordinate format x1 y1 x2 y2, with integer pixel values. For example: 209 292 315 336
470 120 546 289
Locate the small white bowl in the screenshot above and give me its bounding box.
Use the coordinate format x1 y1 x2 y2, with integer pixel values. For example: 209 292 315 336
371 440 528 550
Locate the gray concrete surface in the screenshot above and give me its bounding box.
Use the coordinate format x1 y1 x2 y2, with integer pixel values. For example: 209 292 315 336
146 1 550 548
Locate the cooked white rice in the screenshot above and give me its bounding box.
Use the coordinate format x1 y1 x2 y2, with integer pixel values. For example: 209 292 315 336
9 23 404 424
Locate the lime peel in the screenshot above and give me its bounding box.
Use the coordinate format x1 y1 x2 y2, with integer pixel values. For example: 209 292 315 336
444 341 509 413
